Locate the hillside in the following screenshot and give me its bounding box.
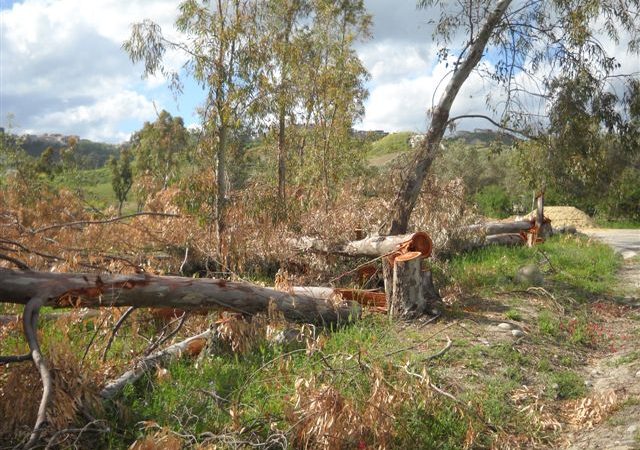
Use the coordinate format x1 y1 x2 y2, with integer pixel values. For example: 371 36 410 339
366 129 519 168
21 133 118 169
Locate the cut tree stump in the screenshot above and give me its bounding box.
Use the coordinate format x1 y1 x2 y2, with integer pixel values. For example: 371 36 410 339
389 251 442 319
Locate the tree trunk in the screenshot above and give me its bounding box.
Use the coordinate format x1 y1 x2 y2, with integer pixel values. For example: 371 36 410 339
0 269 360 326
292 232 433 258
485 233 526 246
277 103 287 210
387 0 513 235
216 122 227 258
536 192 553 238
389 252 441 319
463 220 533 235
101 329 212 399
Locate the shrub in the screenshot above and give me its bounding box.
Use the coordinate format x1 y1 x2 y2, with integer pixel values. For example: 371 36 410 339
474 184 512 218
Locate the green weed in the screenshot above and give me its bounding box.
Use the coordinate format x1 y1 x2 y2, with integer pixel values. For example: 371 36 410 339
548 371 586 400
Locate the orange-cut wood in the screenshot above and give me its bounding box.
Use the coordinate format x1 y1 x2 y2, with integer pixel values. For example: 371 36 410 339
397 231 433 257
394 251 423 262
334 289 387 308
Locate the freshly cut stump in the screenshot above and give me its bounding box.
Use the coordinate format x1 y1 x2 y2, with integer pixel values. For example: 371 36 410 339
389 252 441 319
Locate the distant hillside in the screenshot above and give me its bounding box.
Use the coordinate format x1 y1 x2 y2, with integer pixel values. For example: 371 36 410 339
366 129 519 167
452 129 517 146
21 134 118 169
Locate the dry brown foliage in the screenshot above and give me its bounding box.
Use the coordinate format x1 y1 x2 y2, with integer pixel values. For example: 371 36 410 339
287 370 405 450
563 388 624 429
129 426 183 450
0 341 101 444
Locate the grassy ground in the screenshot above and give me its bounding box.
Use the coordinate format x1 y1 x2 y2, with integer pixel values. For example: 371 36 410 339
2 235 636 448
366 132 413 167
594 218 640 229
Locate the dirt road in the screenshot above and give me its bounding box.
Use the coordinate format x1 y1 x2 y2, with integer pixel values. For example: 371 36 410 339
583 229 640 261
584 228 640 294
564 229 639 449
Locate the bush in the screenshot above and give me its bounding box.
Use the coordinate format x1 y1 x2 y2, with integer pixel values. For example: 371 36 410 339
474 184 512 218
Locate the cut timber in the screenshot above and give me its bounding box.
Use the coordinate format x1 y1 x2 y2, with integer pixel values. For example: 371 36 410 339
0 269 360 326
485 233 526 246
291 287 387 310
293 232 433 258
464 220 533 235
390 252 441 319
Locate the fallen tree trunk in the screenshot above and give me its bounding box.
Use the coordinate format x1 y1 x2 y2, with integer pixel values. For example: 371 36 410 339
463 220 533 235
292 232 432 258
0 269 360 326
0 268 360 448
485 233 526 246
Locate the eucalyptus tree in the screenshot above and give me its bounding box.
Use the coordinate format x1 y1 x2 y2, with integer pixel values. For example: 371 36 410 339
256 0 310 212
124 0 264 249
388 0 640 234
299 0 371 207
130 110 188 196
109 147 134 215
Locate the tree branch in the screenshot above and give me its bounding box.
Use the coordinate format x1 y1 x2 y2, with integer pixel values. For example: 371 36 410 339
31 212 181 234
23 293 52 449
447 114 540 140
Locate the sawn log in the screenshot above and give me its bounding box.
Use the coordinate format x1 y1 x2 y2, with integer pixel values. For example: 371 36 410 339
0 269 360 325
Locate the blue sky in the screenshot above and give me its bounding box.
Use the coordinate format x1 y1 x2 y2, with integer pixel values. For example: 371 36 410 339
1 0 636 143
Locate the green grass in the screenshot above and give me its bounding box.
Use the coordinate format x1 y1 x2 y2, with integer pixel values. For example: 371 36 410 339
505 309 522 321
547 370 586 399
368 132 414 157
448 235 621 297
53 167 116 207
538 310 560 337
594 218 640 229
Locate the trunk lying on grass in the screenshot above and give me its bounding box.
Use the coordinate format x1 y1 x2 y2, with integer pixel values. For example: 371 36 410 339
101 329 212 399
485 233 527 246
0 269 360 325
292 231 433 258
463 220 534 235
0 268 361 448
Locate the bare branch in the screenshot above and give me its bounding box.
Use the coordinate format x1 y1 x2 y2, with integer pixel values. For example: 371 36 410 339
31 212 181 234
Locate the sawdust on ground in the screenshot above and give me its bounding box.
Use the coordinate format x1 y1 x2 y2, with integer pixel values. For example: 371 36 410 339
511 206 595 229
537 206 595 229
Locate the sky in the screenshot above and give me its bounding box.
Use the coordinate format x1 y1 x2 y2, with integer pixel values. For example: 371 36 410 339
0 0 638 144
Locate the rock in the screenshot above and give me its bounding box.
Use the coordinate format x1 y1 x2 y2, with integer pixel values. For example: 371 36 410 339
498 323 513 330
269 328 303 348
635 370 640 378
512 329 525 338
584 380 593 388
627 424 638 435
515 264 544 286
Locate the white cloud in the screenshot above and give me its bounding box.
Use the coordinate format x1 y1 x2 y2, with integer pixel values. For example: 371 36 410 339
0 0 186 143
24 90 156 142
1 0 636 143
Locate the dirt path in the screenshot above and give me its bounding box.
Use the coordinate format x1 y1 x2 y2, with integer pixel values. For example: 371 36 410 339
564 229 640 449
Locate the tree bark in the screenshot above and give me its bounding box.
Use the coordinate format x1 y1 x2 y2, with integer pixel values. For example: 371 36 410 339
485 233 526 246
292 232 433 258
387 0 513 235
463 220 533 235
277 103 287 210
0 269 360 326
389 252 441 319
101 329 212 399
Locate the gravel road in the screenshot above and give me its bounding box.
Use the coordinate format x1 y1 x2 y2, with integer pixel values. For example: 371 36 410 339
582 228 640 260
